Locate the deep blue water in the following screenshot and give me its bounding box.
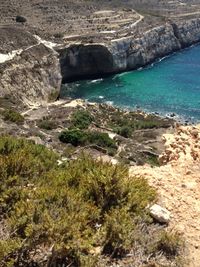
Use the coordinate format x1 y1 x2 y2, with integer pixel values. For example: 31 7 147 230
62 45 200 122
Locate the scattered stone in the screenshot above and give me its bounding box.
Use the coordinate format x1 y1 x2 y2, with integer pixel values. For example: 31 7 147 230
28 136 44 145
149 204 171 224
46 136 52 142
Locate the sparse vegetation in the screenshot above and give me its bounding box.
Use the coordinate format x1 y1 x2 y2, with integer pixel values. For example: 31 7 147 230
37 118 57 130
1 109 24 124
157 231 184 257
109 111 170 135
146 154 160 166
92 106 173 138
72 110 93 129
114 125 133 138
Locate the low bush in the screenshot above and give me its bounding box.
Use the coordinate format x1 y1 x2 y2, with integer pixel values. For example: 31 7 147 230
88 131 117 149
146 154 160 167
2 109 24 124
37 118 57 130
59 129 117 151
0 136 183 266
157 231 183 256
59 129 88 146
72 110 93 129
114 125 132 138
16 15 27 23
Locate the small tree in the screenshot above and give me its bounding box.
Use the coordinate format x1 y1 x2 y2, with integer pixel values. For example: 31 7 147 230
16 15 27 23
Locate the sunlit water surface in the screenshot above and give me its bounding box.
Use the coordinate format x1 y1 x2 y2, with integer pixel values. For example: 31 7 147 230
62 45 200 122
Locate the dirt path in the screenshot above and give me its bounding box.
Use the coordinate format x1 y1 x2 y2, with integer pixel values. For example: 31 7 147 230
0 32 58 64
130 124 200 266
126 11 144 28
171 11 200 17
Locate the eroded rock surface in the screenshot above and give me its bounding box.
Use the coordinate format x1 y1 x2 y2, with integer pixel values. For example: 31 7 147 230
0 26 61 105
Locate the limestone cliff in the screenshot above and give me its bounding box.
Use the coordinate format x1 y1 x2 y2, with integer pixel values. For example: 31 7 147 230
1 18 200 102
59 18 200 82
0 26 61 105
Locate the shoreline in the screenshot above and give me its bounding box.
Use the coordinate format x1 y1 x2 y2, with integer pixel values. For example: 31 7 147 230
60 97 199 128
57 97 197 127
60 41 200 126
63 40 200 84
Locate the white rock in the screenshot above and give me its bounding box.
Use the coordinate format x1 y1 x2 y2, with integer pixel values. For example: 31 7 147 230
149 204 171 224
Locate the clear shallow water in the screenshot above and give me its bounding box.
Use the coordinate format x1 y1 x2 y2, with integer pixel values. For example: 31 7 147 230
62 45 200 122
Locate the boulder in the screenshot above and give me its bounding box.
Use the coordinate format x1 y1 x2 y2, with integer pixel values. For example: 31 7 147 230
149 204 171 224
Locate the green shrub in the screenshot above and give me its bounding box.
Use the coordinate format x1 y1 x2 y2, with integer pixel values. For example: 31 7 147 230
101 207 134 257
59 129 117 151
88 132 117 149
146 154 160 167
59 129 88 146
16 15 27 23
114 126 132 138
37 119 57 130
0 136 58 213
0 136 183 266
72 110 93 129
2 109 24 124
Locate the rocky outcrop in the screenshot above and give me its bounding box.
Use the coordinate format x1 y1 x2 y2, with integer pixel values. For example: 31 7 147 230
0 26 61 105
159 124 200 164
59 18 200 82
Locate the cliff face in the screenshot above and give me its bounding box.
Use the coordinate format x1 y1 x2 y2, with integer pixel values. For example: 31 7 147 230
1 18 200 103
111 23 181 72
0 27 61 105
172 19 200 47
59 19 200 81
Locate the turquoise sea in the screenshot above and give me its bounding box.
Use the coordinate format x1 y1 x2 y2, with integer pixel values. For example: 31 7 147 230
62 45 200 122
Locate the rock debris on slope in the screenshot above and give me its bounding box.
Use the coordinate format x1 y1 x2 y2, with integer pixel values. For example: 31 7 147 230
130 124 200 267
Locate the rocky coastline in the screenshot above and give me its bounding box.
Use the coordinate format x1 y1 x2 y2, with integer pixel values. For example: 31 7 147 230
59 18 200 82
1 18 200 104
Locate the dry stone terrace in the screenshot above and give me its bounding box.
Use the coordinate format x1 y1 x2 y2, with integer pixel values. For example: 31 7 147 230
1 0 200 42
62 9 142 42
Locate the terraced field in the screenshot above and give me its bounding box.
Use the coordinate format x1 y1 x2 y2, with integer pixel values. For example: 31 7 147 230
1 0 200 41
